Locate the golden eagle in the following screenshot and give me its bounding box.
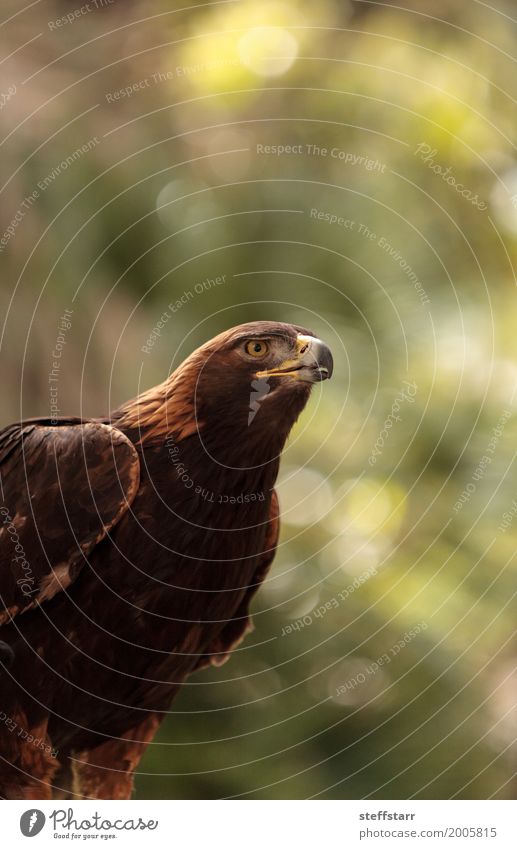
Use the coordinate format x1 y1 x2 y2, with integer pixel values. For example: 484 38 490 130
0 321 332 799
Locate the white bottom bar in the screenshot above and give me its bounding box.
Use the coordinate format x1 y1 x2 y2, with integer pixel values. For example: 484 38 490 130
4 799 516 848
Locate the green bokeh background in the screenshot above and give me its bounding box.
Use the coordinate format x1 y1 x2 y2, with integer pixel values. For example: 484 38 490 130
1 0 517 799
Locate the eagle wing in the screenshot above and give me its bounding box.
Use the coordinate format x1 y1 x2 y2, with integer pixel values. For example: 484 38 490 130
0 419 140 625
195 489 280 669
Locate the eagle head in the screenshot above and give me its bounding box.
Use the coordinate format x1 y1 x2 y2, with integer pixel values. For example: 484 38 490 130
190 321 333 442
116 321 333 465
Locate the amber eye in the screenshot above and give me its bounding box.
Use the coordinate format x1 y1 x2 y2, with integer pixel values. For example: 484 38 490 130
245 339 269 358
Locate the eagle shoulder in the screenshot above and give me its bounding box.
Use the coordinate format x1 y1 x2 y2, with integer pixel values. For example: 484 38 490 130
0 419 140 624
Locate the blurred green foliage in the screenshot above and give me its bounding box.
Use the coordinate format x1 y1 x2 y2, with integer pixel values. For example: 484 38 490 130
1 0 517 799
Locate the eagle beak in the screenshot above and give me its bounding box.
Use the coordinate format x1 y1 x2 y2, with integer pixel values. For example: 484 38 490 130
256 334 334 383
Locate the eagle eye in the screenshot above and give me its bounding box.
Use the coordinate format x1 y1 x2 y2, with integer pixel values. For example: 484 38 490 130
245 339 269 358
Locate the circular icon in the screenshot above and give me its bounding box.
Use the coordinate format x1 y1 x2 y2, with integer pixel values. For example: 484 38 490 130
20 809 46 837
